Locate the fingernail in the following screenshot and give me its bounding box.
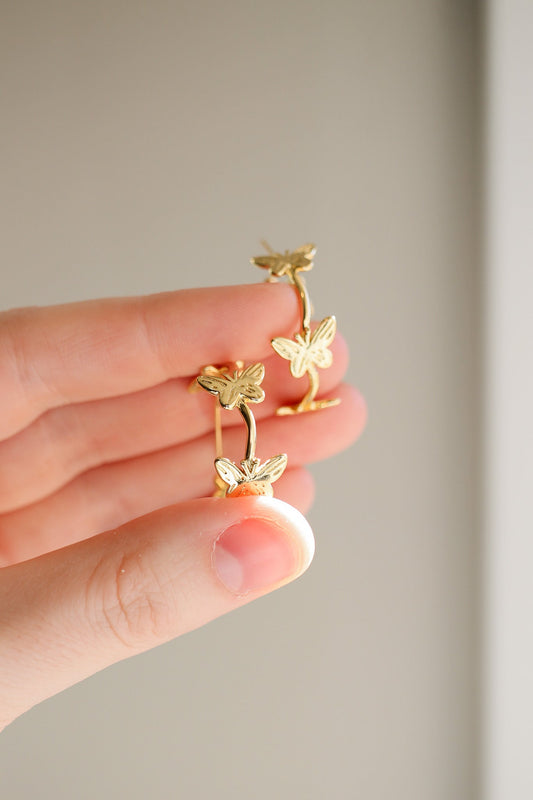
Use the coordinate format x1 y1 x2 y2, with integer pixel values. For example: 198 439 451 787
213 516 313 595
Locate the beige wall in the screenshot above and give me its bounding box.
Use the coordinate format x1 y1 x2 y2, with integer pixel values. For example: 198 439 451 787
0 2 479 798
484 2 533 797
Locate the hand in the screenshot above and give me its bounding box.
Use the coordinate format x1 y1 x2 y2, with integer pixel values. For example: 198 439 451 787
0 283 366 729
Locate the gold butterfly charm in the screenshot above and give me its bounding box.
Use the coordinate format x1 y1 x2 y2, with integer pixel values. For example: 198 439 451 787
250 243 316 280
197 362 265 409
196 361 288 498
214 454 288 498
272 316 336 379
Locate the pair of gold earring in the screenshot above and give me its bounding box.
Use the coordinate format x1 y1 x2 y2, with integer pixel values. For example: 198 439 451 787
194 242 340 498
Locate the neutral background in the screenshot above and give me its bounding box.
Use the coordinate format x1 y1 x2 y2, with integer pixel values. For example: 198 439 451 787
0 2 479 798
483 2 533 797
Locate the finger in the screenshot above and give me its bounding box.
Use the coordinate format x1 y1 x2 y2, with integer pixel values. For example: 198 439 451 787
273 467 315 514
0 496 314 729
0 334 348 513
0 467 316 568
0 283 300 439
0 385 364 564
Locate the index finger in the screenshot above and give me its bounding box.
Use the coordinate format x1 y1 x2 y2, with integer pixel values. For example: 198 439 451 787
0 283 300 439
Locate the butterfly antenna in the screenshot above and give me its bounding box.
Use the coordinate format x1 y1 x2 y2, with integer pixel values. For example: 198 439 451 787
260 239 274 254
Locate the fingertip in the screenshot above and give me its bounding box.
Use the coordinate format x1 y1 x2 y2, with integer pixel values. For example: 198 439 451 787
259 495 316 577
344 383 368 443
212 495 315 596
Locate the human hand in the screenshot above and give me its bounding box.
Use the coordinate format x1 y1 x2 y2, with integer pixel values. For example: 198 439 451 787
0 283 366 729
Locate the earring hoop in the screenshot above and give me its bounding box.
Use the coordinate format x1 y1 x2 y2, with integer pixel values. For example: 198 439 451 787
190 362 243 496
251 242 341 415
195 362 288 497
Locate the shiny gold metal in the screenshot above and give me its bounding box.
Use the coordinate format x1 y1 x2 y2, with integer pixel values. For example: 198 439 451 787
189 362 244 496
251 242 341 415
196 361 287 497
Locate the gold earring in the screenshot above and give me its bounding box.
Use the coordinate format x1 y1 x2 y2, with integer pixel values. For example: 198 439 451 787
195 361 288 497
190 362 244 497
251 241 341 415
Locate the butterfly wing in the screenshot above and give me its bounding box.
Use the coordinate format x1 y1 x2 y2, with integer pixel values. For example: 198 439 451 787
256 454 288 484
272 336 309 378
197 374 229 397
250 255 281 270
214 458 244 490
239 362 265 385
293 243 317 257
308 316 336 369
311 316 337 347
312 347 333 370
242 384 265 403
289 243 316 270
271 336 302 366
237 363 266 403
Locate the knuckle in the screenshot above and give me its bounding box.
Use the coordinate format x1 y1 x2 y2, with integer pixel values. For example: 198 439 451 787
85 545 176 649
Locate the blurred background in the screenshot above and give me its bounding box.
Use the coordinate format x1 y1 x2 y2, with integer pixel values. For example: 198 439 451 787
0 1 483 798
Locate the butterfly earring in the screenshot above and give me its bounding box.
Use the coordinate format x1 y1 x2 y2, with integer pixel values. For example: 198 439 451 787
251 242 340 415
196 361 288 497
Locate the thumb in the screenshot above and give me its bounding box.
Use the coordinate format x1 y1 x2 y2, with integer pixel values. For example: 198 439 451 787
0 496 314 729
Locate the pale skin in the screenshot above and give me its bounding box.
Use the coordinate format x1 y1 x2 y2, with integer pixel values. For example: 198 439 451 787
0 282 366 731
